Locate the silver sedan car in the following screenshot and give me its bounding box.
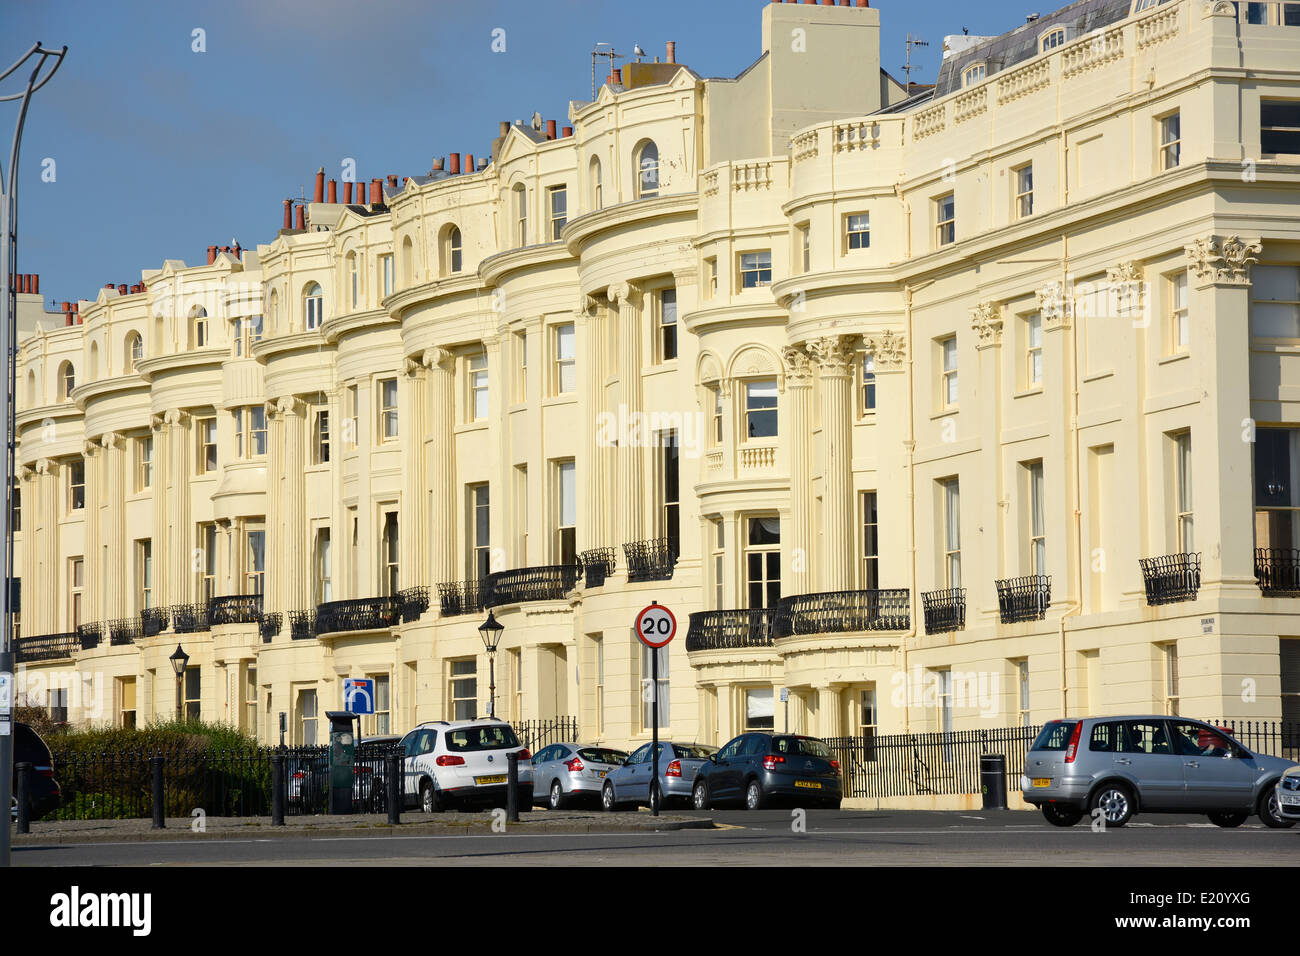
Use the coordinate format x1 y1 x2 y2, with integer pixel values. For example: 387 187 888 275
531 743 629 809
602 741 719 812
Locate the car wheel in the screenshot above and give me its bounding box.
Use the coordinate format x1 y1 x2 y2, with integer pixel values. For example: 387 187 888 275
692 780 710 811
1089 783 1134 828
549 780 566 811
1258 786 1296 829
602 781 619 812
1041 803 1083 828
745 778 767 811
1207 810 1248 829
420 780 441 814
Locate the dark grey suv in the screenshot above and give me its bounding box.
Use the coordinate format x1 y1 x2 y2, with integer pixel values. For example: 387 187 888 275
691 732 841 810
1022 716 1295 828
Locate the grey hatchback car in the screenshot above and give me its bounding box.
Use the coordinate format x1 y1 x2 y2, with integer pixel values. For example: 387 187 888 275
1022 716 1296 828
531 743 628 809
602 741 719 811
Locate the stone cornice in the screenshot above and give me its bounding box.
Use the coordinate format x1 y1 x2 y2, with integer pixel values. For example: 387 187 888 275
477 241 575 288
560 193 699 257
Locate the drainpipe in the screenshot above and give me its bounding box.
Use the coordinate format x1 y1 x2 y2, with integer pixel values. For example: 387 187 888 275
894 183 917 735
1060 229 1082 717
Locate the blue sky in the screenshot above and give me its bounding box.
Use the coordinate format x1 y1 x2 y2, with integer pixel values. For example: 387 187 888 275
4 0 1031 309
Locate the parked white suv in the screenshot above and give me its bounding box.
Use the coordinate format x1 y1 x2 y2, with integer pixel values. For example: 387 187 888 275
399 719 533 813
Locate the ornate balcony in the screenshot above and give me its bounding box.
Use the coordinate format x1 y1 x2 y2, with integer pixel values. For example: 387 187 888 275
168 603 211 634
922 588 967 635
1256 548 1300 596
14 632 78 664
483 564 581 608
315 596 402 635
1140 553 1201 605
108 617 145 646
398 586 430 623
77 622 103 650
208 593 263 625
141 607 168 637
259 612 282 643
623 539 677 583
685 608 777 651
772 589 910 638
289 609 317 640
437 580 487 617
995 575 1051 624
579 548 616 589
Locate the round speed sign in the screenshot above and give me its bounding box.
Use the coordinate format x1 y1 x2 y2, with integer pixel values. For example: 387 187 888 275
635 603 677 648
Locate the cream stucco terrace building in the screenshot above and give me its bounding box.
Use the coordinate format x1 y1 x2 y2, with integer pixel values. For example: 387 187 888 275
11 0 1300 750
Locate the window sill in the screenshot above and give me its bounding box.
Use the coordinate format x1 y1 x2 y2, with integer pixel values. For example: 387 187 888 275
930 407 959 421
644 360 679 375
542 393 578 408
1012 387 1044 399
455 421 489 436
1082 369 1114 383
1156 351 1190 366
856 412 878 424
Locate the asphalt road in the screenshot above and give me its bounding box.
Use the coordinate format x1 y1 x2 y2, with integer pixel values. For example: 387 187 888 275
14 809 1299 866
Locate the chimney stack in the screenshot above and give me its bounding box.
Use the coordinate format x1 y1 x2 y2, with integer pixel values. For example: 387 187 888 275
233 242 242 259
295 204 306 230
283 199 293 229
327 178 338 203
343 181 353 203
449 153 462 174
478 158 488 170
562 126 573 138
612 67 622 85
207 245 217 264
118 284 128 296
314 167 325 203
31 274 38 295
666 41 676 63
545 119 557 140
432 157 445 171
387 174 398 188
499 121 510 138
105 282 115 290
369 178 382 204
464 153 475 173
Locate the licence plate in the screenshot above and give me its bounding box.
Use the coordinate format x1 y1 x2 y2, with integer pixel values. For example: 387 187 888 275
1281 793 1300 806
1033 778 1052 788
794 780 822 790
597 771 607 778
475 775 507 785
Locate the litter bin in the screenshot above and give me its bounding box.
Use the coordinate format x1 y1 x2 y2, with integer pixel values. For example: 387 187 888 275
326 711 357 815
980 754 1007 810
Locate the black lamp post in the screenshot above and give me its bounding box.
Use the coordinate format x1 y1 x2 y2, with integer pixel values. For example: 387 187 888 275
169 644 189 722
478 611 504 718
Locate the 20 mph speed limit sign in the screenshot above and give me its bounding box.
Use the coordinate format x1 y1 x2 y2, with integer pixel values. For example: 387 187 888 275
635 602 676 648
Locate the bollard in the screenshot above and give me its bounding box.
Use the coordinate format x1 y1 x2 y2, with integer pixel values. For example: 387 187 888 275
151 756 166 829
271 752 285 826
980 753 1008 810
506 751 519 823
15 762 32 835
387 752 401 825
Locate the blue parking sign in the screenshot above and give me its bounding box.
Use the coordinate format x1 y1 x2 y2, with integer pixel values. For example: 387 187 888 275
343 678 375 715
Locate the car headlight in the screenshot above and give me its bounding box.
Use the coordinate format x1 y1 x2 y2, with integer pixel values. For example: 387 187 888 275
1282 775 1300 792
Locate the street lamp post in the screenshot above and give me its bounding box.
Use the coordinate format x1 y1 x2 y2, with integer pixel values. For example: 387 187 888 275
478 611 504 719
0 40 67 871
169 645 189 722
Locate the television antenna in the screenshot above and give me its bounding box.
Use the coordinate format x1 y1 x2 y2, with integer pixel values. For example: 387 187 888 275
903 34 929 86
591 43 622 101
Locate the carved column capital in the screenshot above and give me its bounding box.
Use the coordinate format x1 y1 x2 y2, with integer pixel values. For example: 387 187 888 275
16 465 33 483
861 329 907 370
970 300 1004 348
404 354 426 378
82 438 100 457
807 334 857 377
1037 282 1069 330
163 408 189 427
424 346 453 369
607 281 642 308
99 431 122 450
780 345 815 386
1184 235 1262 288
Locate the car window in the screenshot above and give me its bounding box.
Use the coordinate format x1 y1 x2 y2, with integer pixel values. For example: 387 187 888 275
444 724 520 752
670 744 718 759
716 737 744 760
1171 722 1234 758
628 744 651 765
1121 721 1172 755
1089 722 1122 753
773 736 831 758
418 730 437 755
743 735 769 756
1030 720 1078 752
536 745 557 763
578 748 628 765
400 732 417 758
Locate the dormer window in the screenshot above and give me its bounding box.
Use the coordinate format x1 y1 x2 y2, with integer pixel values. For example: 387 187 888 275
963 63 986 86
1040 28 1068 51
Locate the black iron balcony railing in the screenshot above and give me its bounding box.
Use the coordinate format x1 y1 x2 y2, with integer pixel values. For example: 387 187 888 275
77 622 103 650
922 587 967 634
289 609 317 640
1256 548 1300 596
208 593 264 625
14 632 79 664
169 603 212 634
315 596 403 635
1140 553 1201 605
685 608 777 651
141 606 168 637
483 564 581 608
259 612 282 643
398 586 430 623
772 589 910 638
580 548 616 589
437 580 487 617
995 575 1051 624
623 538 677 583
108 617 145 646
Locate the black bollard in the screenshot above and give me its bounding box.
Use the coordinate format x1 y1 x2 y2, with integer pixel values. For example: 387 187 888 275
15 762 31 834
151 756 165 829
506 752 519 823
387 752 401 825
271 752 285 826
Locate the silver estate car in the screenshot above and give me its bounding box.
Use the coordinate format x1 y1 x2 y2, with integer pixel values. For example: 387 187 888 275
531 743 629 809
1022 716 1296 828
602 741 718 812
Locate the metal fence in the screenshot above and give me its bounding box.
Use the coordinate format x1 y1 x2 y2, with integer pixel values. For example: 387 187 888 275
515 716 579 753
1206 719 1300 762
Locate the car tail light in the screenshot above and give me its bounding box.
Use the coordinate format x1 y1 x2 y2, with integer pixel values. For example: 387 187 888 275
762 755 785 771
829 759 840 775
666 760 682 777
565 756 585 772
354 766 372 776
1063 721 1084 763
436 755 465 767
291 771 306 779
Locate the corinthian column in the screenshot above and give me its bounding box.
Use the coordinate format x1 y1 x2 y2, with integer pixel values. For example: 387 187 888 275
781 345 815 594
279 396 307 606
82 441 102 626
609 281 643 547
401 357 429 589
149 415 169 608
101 432 126 617
578 296 607 551
425 347 456 587
809 335 856 592
265 402 283 611
165 409 191 605
36 459 58 633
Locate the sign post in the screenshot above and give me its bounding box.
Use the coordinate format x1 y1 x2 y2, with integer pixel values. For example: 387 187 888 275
635 601 676 817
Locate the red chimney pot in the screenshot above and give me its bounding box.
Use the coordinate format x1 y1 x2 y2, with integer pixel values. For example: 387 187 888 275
545 119 557 140
295 204 306 230
562 126 573 138
464 153 475 173
283 199 293 229
667 41 676 63
118 284 128 296
314 167 325 203
31 275 38 295
369 178 382 204
327 179 338 203
449 153 462 175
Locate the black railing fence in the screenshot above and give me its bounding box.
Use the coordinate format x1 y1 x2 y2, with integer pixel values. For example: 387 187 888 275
108 617 144 646
514 716 579 754
437 579 487 617
288 609 317 640
398 586 430 623
484 564 580 607
1140 553 1201 605
209 594 263 625
168 603 212 634
825 725 1041 800
315 596 403 635
141 607 168 637
283 742 401 815
623 538 677 583
77 622 103 651
922 587 967 634
685 608 777 650
996 575 1051 624
1255 548 1300 596
773 589 909 637
580 548 617 589
259 613 282 643
14 631 79 664
1208 719 1300 762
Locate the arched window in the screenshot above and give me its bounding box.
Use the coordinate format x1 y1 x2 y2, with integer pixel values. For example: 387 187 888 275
635 140 659 199
401 236 414 286
59 361 76 399
189 305 208 349
447 226 462 274
125 333 143 373
512 185 528 247
347 253 359 309
589 156 602 211
304 282 323 330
